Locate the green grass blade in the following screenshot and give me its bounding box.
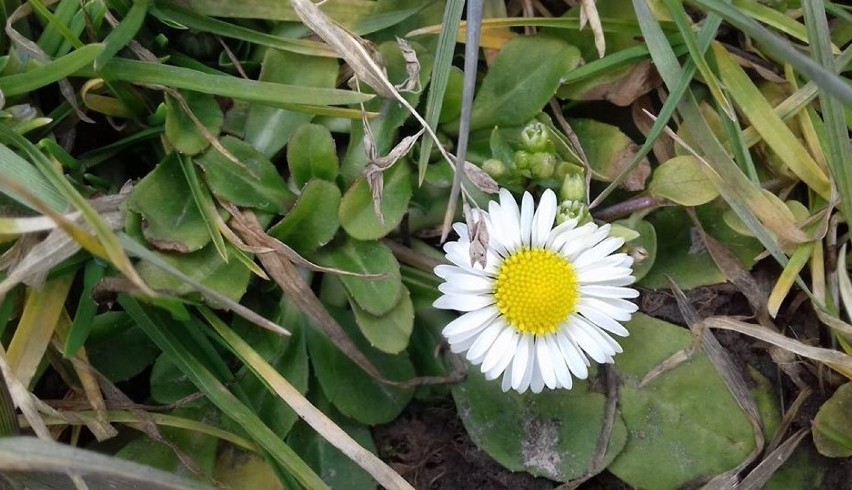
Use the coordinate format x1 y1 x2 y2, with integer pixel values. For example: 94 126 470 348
690 0 852 107
94 0 149 70
802 0 852 220
177 154 228 262
64 260 106 357
119 297 328 490
77 58 373 108
0 143 67 212
417 0 464 184
34 0 83 55
0 43 104 97
149 3 336 58
732 0 813 46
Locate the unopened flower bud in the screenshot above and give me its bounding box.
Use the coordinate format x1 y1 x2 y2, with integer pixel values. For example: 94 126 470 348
560 173 586 202
514 150 532 171
521 122 553 153
482 159 507 179
530 152 556 179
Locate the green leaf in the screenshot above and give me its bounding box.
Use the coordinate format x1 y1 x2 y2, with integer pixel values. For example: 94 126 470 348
350 286 414 355
614 218 656 282
318 239 402 316
136 243 252 305
468 36 581 132
608 314 756 489
126 153 211 253
94 0 148 70
451 369 627 481
165 91 224 156
639 205 763 289
267 179 341 255
151 353 198 405
339 159 412 240
306 308 414 425
569 118 649 189
0 143 67 212
244 49 340 157
85 312 160 383
195 136 294 214
813 382 852 457
648 155 720 206
287 124 339 188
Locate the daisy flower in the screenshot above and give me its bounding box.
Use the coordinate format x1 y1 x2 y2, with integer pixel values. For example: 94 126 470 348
433 188 639 394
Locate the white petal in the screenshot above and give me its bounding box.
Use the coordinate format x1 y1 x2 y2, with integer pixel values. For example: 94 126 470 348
536 335 557 390
564 225 610 260
578 297 635 323
568 321 610 363
511 334 533 391
580 285 639 299
519 192 535 247
438 273 494 295
531 189 557 247
433 293 493 311
573 237 625 268
501 360 514 392
449 334 477 353
434 264 467 280
577 304 631 337
577 268 635 286
556 329 589 379
481 324 517 374
574 316 619 357
574 253 633 273
443 305 499 337
556 223 599 257
466 321 505 364
530 362 545 393
548 335 573 389
482 214 508 257
452 222 469 241
545 218 578 248
498 189 522 249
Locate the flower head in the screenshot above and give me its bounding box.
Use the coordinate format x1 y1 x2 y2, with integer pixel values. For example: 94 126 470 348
434 189 638 394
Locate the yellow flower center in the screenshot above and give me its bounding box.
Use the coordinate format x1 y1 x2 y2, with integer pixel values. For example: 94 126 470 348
493 248 579 335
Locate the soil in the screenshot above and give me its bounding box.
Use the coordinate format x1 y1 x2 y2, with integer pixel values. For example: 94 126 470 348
374 280 852 489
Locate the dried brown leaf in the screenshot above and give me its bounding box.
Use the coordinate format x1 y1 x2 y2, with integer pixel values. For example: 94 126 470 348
464 161 499 194
739 429 809 490
573 61 661 106
395 37 421 93
463 203 489 268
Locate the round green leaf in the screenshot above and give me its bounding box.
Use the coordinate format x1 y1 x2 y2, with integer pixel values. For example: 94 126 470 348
287 124 339 188
267 179 340 255
306 308 414 425
350 286 414 354
318 239 402 316
195 136 295 214
649 156 720 206
451 368 627 481
614 218 657 282
608 314 757 489
339 160 412 240
569 118 650 190
125 153 211 253
813 382 852 458
165 90 223 156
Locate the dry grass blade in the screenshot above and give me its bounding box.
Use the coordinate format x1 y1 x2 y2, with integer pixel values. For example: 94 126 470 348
705 316 852 374
0 347 51 440
738 428 809 490
203 309 414 490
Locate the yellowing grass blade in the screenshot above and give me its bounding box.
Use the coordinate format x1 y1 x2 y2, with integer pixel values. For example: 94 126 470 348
768 243 814 318
5 275 74 387
713 43 831 199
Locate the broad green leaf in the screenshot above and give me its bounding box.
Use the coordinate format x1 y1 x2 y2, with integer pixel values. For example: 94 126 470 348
268 179 341 255
151 353 199 405
195 136 294 214
165 91 224 156
609 314 756 489
136 243 252 305
318 239 402 316
639 205 763 289
812 382 852 457
648 155 720 206
214 449 283 490
569 118 650 190
339 159 412 240
126 153 211 253
468 36 581 132
245 49 340 157
306 308 414 425
287 124 339 188
85 312 159 383
350 286 414 354
451 369 627 481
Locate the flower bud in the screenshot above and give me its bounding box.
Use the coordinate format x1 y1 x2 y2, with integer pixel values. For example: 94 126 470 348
514 150 532 171
560 172 586 202
482 159 507 179
520 122 553 153
530 152 556 179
